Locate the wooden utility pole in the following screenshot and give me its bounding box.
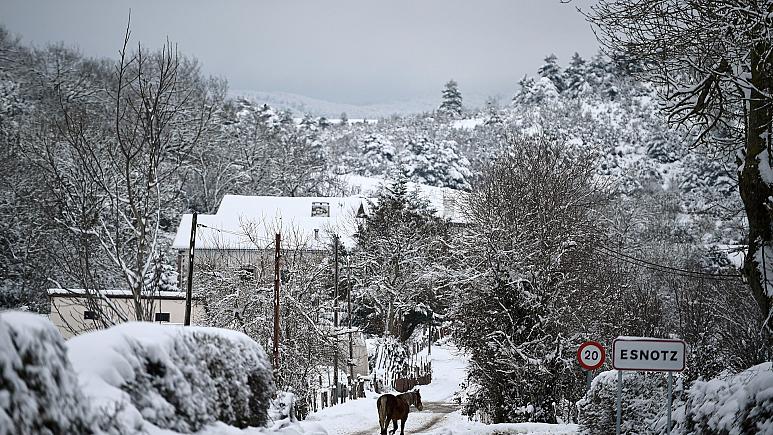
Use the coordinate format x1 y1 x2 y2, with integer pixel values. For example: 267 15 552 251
428 312 432 356
184 212 197 326
332 235 339 405
347 258 354 383
273 233 281 370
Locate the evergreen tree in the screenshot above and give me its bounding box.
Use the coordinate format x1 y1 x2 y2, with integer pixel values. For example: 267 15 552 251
537 54 565 92
438 79 463 118
353 174 448 338
359 133 395 176
400 137 472 190
484 96 503 125
563 52 587 97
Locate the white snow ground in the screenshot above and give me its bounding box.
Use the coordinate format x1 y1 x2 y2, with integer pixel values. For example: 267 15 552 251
298 343 577 435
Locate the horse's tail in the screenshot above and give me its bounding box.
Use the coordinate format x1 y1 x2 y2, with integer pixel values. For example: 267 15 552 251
377 395 388 433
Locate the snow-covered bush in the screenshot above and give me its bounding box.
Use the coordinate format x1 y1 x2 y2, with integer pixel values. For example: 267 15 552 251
68 322 275 433
0 311 92 435
676 362 773 435
577 370 666 435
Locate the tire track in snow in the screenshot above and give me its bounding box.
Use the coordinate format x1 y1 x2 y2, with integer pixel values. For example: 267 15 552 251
347 401 458 435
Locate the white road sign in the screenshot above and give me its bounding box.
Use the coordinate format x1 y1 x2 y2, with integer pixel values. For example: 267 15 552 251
612 337 686 372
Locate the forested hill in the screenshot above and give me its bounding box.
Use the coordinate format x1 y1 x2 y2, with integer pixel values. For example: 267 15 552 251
0 24 741 311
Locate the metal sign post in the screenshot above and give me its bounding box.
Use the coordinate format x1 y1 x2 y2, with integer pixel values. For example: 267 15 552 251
612 337 686 435
577 341 606 393
615 370 623 435
666 371 673 434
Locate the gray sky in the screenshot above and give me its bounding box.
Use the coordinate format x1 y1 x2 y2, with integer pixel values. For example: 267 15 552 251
0 0 599 105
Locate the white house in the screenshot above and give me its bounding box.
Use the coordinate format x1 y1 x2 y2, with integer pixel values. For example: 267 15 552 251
47 288 203 339
171 195 370 289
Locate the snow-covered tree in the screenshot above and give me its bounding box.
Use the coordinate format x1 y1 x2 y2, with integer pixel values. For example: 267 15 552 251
400 137 472 190
353 175 449 339
451 133 606 423
513 76 560 105
588 0 773 335
438 79 463 118
563 52 587 97
194 222 336 417
484 96 503 125
25 27 216 323
537 53 565 92
358 133 396 176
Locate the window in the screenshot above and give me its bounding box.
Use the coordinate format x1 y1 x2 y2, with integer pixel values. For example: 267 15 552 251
155 312 171 322
311 202 330 217
83 310 97 320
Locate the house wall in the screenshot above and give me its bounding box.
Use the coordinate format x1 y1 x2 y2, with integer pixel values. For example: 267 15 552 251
177 247 328 290
49 295 202 339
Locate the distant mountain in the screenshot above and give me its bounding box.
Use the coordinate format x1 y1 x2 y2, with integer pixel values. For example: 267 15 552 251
227 89 497 119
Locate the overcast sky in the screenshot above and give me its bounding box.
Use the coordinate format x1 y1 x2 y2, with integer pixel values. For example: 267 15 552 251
0 0 599 105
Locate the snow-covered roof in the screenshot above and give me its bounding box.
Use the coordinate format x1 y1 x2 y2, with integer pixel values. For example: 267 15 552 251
172 179 467 252
172 195 367 251
343 175 468 224
47 289 186 299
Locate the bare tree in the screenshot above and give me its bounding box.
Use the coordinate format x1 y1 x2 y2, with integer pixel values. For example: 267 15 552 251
26 20 215 322
583 0 773 332
193 220 339 416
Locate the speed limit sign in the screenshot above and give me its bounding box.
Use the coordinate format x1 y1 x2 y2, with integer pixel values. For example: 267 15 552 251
577 341 606 370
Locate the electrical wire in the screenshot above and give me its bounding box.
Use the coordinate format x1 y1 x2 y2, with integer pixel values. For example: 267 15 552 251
196 223 276 245
592 243 743 282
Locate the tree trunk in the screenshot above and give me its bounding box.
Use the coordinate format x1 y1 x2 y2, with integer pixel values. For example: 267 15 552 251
740 44 773 335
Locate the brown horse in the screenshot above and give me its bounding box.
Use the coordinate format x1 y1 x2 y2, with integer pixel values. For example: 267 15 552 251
377 389 423 435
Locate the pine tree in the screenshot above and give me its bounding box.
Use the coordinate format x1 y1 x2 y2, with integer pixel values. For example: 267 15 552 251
438 80 463 118
538 54 565 92
484 96 503 125
353 174 447 338
564 52 587 97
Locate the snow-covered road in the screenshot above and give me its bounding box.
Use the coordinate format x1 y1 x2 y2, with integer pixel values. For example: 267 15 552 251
301 344 466 435
300 343 577 435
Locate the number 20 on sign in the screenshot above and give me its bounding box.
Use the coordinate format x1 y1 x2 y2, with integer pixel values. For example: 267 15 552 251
577 341 606 371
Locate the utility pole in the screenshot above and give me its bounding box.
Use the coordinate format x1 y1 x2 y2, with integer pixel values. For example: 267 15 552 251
273 233 281 370
184 212 197 326
428 312 432 356
332 234 339 405
347 257 354 384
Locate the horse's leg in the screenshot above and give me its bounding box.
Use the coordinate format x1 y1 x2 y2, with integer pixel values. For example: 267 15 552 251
390 418 397 435
400 417 407 435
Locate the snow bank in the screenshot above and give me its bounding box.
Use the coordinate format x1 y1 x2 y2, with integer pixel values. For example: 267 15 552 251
677 362 773 434
67 321 275 433
425 411 577 434
0 312 324 434
0 311 92 435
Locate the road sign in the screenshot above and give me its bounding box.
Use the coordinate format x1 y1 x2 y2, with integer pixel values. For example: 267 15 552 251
577 341 606 371
612 337 686 372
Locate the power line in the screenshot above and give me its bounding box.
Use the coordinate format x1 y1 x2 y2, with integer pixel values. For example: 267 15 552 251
196 223 275 244
593 243 743 281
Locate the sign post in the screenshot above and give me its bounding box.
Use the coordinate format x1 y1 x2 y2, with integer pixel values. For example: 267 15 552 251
612 337 686 435
615 370 623 435
577 341 606 393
